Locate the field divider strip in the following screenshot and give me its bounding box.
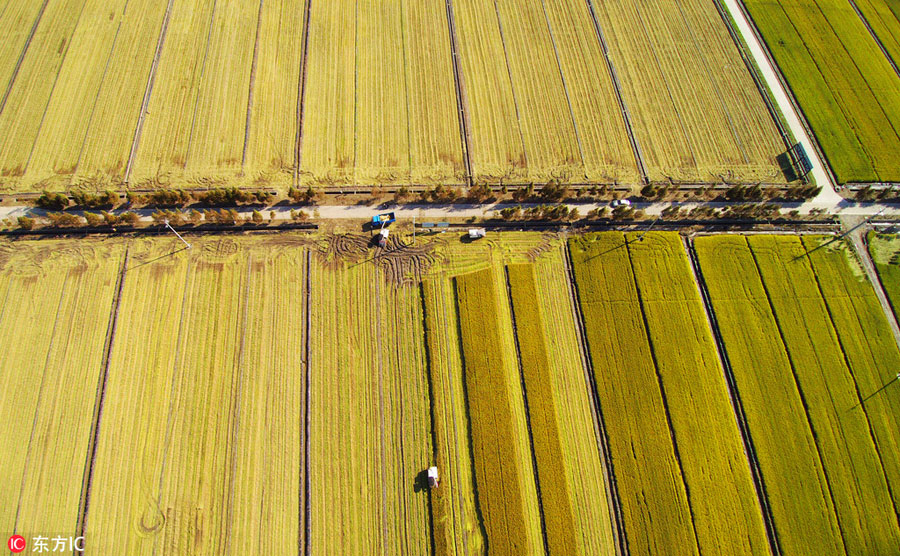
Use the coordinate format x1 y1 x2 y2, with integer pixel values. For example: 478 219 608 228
503 266 551 556
74 246 129 546
490 0 530 172
125 0 175 184
417 285 439 555
301 250 311 556
0 0 50 117
583 0 648 183
745 236 851 555
444 0 473 186
241 0 266 171
293 0 313 187
561 239 628 556
623 239 703 556
683 236 781 556
803 240 900 529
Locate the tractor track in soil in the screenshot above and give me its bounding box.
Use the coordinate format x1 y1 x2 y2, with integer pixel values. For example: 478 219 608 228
561 239 629 556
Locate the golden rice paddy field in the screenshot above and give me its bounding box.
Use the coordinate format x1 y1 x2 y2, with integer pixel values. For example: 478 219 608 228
1 229 898 554
0 0 791 194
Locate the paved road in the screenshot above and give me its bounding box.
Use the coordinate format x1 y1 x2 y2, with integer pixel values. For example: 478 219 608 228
719 0 843 206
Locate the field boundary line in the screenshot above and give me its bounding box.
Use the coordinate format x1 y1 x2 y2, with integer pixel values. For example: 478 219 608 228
293 0 313 187
683 236 781 556
444 0 473 186
745 236 851 555
845 0 900 81
14 274 70 534
417 285 439 555
398 0 413 186
183 0 220 170
301 250 311 556
124 0 175 184
583 0 648 183
75 247 129 545
561 239 628 556
490 0 530 173
240 0 266 171
0 0 50 117
709 0 792 153
803 238 900 528
623 239 703 556
223 254 253 552
503 266 551 555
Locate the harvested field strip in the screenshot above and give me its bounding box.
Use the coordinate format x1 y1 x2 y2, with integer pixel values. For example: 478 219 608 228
300 0 356 185
243 0 305 188
404 0 466 184
0 241 124 539
853 0 900 71
568 232 698 556
507 263 578 555
748 235 900 554
694 235 846 556
626 232 769 555
309 258 431 554
25 0 128 188
542 0 639 184
84 237 306 554
185 0 260 184
0 1 47 105
0 0 87 183
452 0 526 183
802 235 900 520
592 0 783 184
75 0 169 188
129 0 217 187
355 0 410 185
744 0 900 183
493 0 582 183
422 277 486 556
455 268 542 555
869 233 900 319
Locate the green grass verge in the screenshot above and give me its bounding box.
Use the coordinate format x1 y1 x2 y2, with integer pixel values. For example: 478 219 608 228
694 235 845 555
507 263 579 556
568 232 698 556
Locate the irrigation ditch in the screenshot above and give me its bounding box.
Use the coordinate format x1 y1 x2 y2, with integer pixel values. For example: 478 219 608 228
444 0 473 187
682 236 782 556
302 249 311 556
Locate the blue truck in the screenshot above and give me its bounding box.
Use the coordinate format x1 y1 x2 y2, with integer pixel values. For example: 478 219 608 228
371 212 396 226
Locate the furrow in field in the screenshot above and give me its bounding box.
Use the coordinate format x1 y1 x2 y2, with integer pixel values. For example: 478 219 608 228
694 235 846 555
0 1 47 108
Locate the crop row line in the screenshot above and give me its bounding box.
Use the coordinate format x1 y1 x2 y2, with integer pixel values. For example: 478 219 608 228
241 0 267 171
503 266 551 555
293 0 313 188
0 0 49 117
302 249 311 556
744 237 851 555
683 236 781 556
182 0 219 172
561 239 628 556
491 0 529 172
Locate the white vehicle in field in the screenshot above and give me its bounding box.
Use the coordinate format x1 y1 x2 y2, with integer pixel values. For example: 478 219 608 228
610 199 632 208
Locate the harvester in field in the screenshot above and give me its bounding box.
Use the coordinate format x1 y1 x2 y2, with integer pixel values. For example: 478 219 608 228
371 212 395 247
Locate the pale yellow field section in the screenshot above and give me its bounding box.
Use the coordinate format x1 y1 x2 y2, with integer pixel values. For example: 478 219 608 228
85 236 306 555
0 240 124 540
301 0 465 187
593 0 786 183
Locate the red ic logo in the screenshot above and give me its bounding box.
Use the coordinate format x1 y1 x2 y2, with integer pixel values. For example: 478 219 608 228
7 535 26 553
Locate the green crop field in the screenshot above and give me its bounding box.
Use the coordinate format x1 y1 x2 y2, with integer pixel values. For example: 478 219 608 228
0 0 791 193
3 229 900 554
869 233 900 317
744 0 900 184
